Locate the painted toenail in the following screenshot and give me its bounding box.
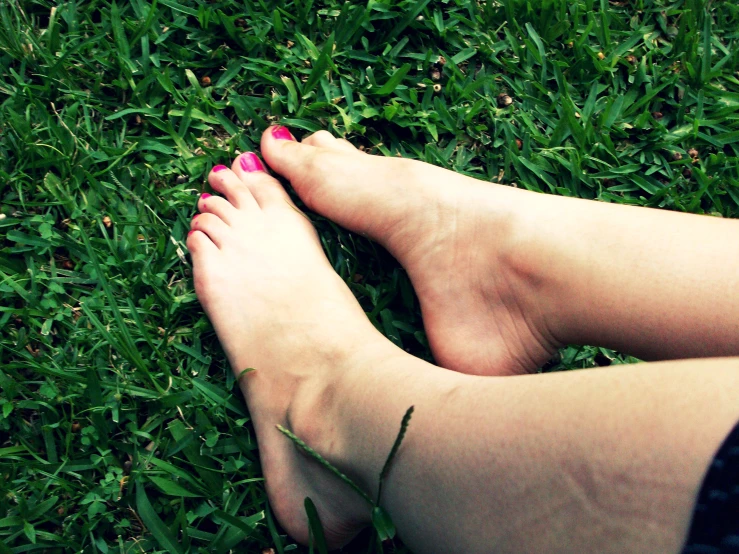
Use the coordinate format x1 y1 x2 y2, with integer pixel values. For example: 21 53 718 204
188 230 195 236
240 152 265 172
201 193 212 199
212 165 228 173
271 125 294 141
193 214 200 221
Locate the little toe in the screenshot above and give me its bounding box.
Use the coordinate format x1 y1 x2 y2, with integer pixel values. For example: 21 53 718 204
187 228 219 257
232 152 293 208
334 138 361 153
208 164 260 211
302 130 358 154
186 229 222 304
198 193 238 225
190 213 230 247
301 130 337 148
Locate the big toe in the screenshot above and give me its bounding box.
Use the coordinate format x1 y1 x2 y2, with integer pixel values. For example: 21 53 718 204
260 125 411 237
231 151 294 209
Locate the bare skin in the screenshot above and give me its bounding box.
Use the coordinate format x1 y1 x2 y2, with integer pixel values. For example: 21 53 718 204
187 154 380 544
260 128 739 374
259 128 558 376
188 126 739 552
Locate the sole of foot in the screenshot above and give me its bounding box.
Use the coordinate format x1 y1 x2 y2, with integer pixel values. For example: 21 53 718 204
260 126 562 376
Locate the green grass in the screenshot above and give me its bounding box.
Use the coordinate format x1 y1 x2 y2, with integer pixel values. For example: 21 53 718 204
1 0 738 551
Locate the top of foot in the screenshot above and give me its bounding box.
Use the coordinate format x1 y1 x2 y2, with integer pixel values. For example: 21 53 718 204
188 149 400 547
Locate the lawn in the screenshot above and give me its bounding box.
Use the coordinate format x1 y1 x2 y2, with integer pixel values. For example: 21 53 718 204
1 0 737 552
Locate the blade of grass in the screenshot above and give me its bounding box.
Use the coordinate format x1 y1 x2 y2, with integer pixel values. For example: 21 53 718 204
302 32 335 98
373 64 411 96
276 425 373 505
383 0 433 44
377 406 414 504
304 498 329 554
136 482 185 554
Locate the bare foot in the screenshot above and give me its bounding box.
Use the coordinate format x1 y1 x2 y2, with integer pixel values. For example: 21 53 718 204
260 126 562 376
187 153 401 547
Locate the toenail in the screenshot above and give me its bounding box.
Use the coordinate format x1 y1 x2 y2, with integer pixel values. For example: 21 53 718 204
201 193 212 199
188 230 195 236
212 165 228 173
271 125 294 141
240 152 265 172
192 214 200 221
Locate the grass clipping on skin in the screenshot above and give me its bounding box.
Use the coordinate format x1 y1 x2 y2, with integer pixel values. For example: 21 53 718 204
277 405 415 545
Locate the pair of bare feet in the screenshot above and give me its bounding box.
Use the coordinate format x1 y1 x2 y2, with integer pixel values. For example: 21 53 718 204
188 125 564 546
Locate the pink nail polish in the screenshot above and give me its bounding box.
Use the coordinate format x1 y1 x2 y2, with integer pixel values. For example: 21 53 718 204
188 230 195 236
240 152 265 172
192 214 200 221
212 165 228 173
271 125 294 141
201 193 212 199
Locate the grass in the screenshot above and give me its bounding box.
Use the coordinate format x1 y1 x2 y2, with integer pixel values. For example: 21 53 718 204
1 0 738 551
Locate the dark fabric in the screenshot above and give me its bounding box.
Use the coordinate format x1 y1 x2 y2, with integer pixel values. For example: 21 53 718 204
683 421 739 554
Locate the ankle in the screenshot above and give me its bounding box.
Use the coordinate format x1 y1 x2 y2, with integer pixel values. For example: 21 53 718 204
493 188 578 350
286 333 401 471
292 338 416 498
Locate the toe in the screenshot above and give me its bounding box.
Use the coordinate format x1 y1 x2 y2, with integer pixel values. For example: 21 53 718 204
186 230 221 304
302 130 338 148
187 227 219 256
198 193 238 225
260 125 401 221
303 130 359 154
232 152 294 208
190 213 230 248
208 165 259 211
260 126 342 211
334 138 361 153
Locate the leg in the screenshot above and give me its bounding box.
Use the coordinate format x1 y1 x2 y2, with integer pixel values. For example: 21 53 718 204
512 196 739 362
189 157 739 553
325 355 739 554
260 127 739 372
